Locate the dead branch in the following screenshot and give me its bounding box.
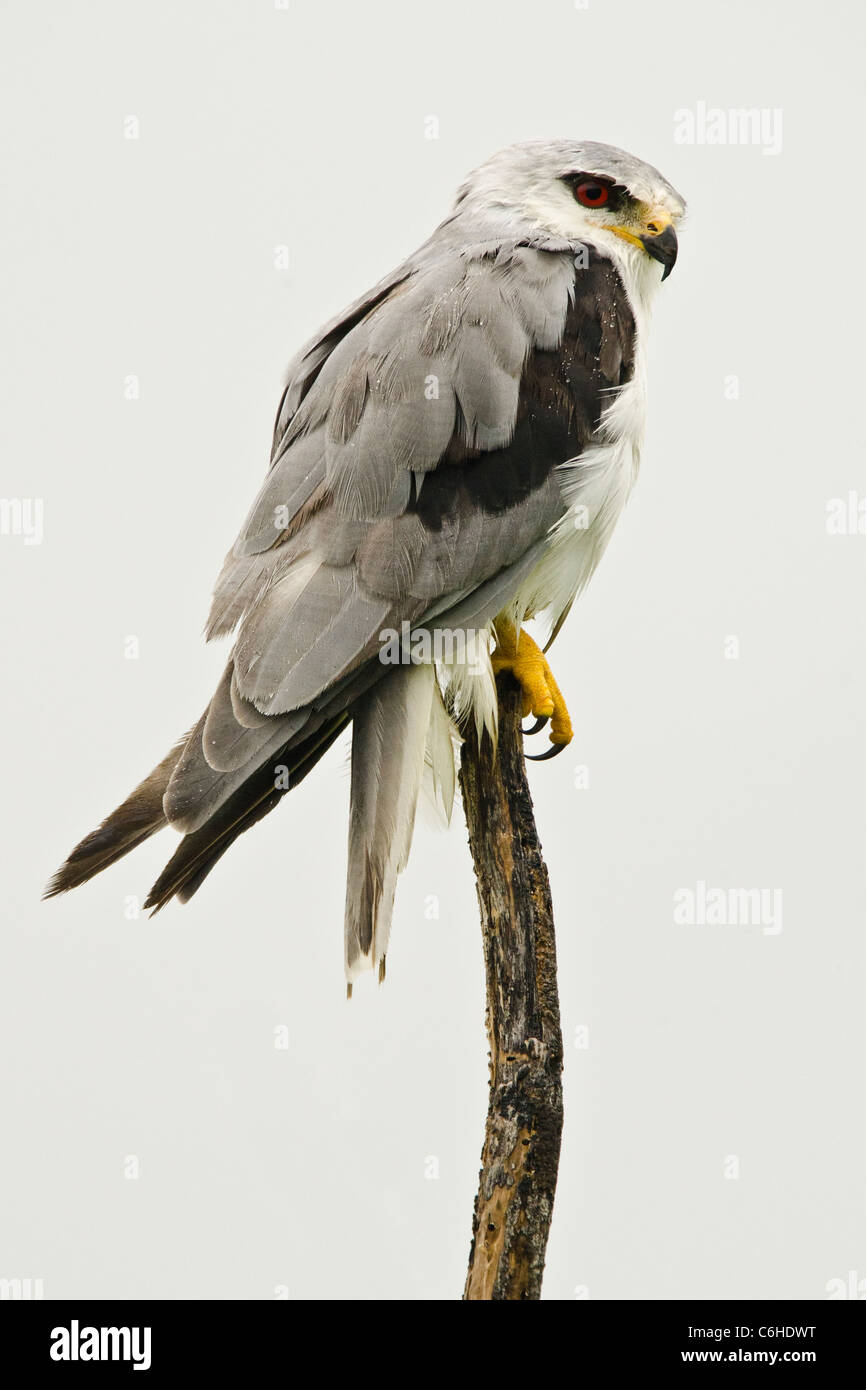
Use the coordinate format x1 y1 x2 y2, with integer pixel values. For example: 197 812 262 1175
459 672 564 1300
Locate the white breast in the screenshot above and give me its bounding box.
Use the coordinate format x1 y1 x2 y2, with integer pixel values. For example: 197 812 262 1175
513 250 658 639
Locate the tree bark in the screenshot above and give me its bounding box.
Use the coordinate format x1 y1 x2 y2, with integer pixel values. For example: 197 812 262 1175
459 673 564 1301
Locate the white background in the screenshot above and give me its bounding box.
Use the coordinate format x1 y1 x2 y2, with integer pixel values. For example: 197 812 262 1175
1 0 864 1299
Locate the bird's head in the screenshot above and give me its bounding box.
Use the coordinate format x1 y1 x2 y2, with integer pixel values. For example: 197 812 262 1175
454 139 686 284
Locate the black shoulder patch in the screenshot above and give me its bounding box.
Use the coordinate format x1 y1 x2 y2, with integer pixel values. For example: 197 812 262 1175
413 250 635 527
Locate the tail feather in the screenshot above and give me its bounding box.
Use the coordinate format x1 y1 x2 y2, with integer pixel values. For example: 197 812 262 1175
46 650 444 983
144 711 350 912
45 654 384 910
344 662 435 984
44 732 192 898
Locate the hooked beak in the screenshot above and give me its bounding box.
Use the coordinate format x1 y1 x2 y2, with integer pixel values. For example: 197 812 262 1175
608 208 679 280
640 223 678 280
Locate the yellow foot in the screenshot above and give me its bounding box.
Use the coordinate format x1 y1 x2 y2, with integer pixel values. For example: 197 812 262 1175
491 625 573 755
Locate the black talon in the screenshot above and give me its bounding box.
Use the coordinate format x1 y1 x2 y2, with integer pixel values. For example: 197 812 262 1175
522 716 549 736
526 741 568 762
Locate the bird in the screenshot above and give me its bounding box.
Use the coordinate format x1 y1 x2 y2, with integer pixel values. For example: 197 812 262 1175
46 139 685 989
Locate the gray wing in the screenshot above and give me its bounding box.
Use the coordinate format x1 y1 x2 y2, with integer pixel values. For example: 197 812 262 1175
206 245 580 703
166 240 635 830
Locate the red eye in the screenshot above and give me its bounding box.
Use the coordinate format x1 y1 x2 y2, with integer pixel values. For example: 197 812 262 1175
574 180 610 208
